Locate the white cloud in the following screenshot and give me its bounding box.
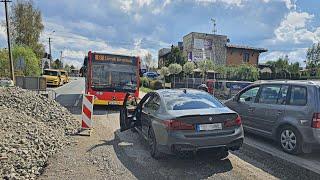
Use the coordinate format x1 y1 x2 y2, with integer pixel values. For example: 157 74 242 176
134 13 142 22
195 0 243 7
137 0 153 7
152 0 172 14
282 0 296 10
273 11 320 44
120 0 133 13
260 0 296 10
260 48 307 65
39 18 158 68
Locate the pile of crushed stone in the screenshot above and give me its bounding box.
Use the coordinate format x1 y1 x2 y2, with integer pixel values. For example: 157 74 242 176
0 87 80 179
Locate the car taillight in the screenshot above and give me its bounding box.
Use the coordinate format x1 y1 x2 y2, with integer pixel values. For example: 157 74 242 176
224 115 242 127
163 120 194 130
312 113 320 128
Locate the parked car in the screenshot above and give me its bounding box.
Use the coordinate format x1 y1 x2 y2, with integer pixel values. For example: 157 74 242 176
143 72 158 79
120 89 244 159
60 70 70 83
42 69 63 86
225 81 320 154
0 78 14 87
214 80 253 99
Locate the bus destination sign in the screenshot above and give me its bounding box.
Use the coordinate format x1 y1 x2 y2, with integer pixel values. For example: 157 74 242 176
93 54 134 64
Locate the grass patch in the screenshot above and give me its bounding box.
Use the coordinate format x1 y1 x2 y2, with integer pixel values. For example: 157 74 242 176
140 86 153 93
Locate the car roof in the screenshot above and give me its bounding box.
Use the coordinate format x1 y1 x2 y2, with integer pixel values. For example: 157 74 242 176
254 80 320 86
155 88 206 97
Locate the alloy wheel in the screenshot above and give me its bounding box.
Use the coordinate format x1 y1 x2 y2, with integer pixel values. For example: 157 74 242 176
148 130 155 153
280 129 297 151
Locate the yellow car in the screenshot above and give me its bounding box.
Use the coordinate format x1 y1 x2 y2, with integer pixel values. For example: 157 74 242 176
60 70 70 83
42 69 63 86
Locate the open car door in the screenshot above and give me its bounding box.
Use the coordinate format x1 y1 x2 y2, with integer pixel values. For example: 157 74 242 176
120 93 138 132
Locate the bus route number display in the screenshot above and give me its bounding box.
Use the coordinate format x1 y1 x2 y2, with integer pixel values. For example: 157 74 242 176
94 54 133 64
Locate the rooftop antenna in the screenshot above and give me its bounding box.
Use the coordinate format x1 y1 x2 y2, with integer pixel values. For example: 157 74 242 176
211 18 217 35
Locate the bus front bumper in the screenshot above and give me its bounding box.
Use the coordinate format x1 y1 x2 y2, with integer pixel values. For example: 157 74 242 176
93 99 123 106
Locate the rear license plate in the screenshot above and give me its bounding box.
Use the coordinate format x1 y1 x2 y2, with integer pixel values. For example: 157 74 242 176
109 101 118 105
197 123 222 131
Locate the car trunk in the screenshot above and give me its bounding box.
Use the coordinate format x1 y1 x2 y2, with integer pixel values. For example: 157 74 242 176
167 108 239 136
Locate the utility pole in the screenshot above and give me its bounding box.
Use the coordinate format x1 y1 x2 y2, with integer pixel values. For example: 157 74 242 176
60 50 63 69
49 37 52 64
48 30 55 65
1 0 14 82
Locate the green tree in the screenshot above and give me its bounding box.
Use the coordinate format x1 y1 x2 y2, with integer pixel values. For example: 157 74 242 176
64 64 71 73
70 65 75 69
159 66 169 88
9 0 45 58
214 65 227 79
236 64 259 81
0 46 41 77
306 43 320 76
0 49 10 77
307 43 320 66
266 58 290 79
198 60 214 80
168 63 182 88
288 62 300 77
52 59 63 69
183 62 195 88
166 46 186 67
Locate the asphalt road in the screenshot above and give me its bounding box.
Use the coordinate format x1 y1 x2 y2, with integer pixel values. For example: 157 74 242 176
41 78 320 180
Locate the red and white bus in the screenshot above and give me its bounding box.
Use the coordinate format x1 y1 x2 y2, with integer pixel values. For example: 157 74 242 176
84 51 140 106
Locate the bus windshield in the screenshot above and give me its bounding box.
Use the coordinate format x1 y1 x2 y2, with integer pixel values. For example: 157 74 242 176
92 63 137 92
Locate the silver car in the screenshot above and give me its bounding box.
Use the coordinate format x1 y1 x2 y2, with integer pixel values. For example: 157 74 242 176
225 81 320 154
120 89 244 159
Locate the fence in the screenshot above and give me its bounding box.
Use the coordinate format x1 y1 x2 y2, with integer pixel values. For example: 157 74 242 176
15 76 56 100
173 78 203 89
16 76 47 90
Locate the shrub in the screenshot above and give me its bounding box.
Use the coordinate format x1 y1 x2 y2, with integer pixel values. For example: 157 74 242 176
149 80 163 90
140 77 149 87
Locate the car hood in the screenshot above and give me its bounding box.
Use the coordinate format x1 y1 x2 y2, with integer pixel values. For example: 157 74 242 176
167 107 235 117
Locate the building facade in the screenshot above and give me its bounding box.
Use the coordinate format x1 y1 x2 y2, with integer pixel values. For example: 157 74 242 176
183 32 228 65
158 48 171 68
158 32 267 68
226 44 267 66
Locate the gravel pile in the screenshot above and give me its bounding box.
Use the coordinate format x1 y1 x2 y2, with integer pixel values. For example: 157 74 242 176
0 87 79 179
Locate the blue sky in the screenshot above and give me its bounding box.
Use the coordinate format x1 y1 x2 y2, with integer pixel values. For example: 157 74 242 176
0 0 319 68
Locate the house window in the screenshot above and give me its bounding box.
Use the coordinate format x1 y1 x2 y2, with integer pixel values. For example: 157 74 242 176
243 52 250 63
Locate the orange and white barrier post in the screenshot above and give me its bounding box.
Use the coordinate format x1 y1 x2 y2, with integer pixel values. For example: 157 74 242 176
81 94 94 133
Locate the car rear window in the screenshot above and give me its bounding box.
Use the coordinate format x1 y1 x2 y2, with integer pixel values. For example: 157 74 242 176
289 86 307 106
163 90 224 110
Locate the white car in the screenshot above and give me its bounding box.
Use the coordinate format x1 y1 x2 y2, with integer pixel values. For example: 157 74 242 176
0 78 14 87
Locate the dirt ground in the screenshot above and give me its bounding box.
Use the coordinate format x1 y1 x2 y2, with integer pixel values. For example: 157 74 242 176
39 106 278 180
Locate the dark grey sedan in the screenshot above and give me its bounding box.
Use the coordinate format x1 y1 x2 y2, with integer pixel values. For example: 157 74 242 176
120 89 244 159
